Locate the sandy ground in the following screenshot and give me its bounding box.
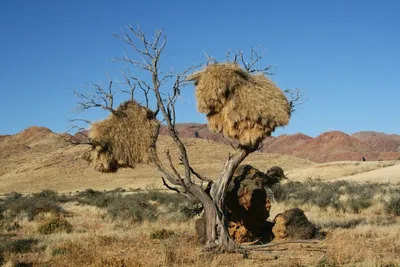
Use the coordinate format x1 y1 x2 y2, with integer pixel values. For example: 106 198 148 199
0 136 314 194
331 163 400 183
286 160 399 181
1 134 399 194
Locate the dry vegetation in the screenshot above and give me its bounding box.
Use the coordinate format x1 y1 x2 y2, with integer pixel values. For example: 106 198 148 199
1 181 400 267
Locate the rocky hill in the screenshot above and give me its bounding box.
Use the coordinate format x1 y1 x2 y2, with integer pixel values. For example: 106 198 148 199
0 125 315 193
160 124 400 163
352 131 400 152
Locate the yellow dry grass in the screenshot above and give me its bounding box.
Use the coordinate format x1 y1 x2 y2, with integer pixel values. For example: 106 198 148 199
2 200 400 267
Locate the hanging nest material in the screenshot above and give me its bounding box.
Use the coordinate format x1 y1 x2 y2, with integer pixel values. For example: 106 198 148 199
189 63 291 146
84 101 160 173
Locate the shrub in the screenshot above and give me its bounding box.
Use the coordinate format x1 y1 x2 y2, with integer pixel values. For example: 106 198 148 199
52 246 70 256
0 204 4 220
73 189 195 223
107 196 158 223
316 257 338 267
150 229 176 239
344 195 372 213
6 197 66 220
271 180 395 214
384 197 400 216
4 192 22 201
37 217 73 234
0 221 21 232
74 189 115 208
32 190 69 203
0 238 38 254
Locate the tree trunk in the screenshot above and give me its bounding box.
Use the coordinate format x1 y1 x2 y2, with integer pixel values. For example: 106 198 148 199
192 147 252 251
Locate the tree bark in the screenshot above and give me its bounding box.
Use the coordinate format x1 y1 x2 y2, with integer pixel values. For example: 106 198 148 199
200 147 252 250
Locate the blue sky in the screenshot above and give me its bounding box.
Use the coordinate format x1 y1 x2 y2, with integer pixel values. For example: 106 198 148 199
1 0 399 137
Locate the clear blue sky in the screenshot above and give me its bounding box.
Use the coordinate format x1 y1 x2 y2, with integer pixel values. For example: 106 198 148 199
1 0 399 137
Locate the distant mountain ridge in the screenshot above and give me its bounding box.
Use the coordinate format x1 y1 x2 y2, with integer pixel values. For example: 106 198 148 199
352 131 400 152
159 124 400 163
1 124 399 163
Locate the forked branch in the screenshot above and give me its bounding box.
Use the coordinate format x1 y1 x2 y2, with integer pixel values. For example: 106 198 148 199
74 80 117 115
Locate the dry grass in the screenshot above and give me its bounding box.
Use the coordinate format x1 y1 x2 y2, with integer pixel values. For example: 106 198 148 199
326 224 400 266
1 188 400 267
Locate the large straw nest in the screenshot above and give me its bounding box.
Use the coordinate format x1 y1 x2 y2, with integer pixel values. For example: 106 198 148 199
189 63 290 146
84 101 159 173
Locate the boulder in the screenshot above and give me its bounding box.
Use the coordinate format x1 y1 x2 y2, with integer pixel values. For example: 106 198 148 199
272 208 317 240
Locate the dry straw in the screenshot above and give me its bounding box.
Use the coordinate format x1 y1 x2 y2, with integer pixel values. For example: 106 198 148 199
189 63 290 146
85 100 160 172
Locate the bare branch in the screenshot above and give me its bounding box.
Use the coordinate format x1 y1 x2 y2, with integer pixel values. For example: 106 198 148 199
235 46 273 75
121 70 136 101
161 177 181 194
203 51 218 66
166 150 184 183
130 76 152 108
68 118 92 125
284 88 305 114
74 81 117 115
167 64 201 125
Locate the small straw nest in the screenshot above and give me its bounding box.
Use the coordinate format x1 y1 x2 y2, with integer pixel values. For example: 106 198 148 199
189 63 291 146
84 100 159 173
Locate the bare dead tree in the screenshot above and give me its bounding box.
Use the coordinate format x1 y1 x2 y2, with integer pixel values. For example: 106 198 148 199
74 25 304 252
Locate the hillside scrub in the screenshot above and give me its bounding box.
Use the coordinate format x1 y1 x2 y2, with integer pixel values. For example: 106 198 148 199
272 179 400 214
